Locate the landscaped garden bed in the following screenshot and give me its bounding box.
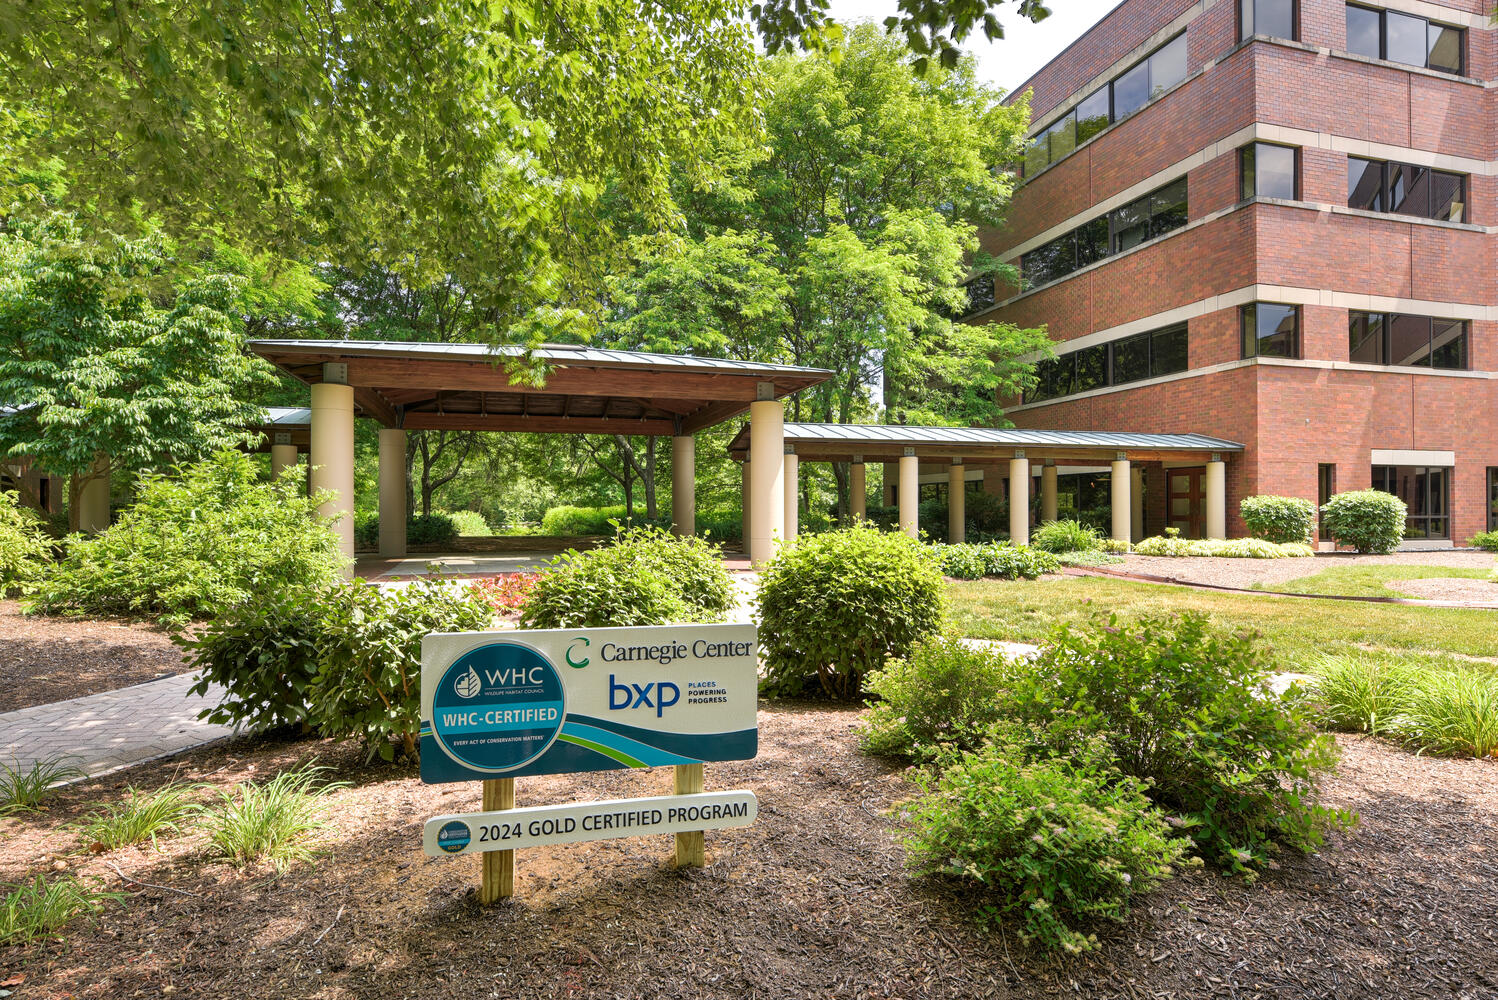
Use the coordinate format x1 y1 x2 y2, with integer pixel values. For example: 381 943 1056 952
2 710 1494 998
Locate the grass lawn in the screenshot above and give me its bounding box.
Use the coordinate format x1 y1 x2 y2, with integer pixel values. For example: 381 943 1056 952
1255 564 1496 598
947 575 1498 671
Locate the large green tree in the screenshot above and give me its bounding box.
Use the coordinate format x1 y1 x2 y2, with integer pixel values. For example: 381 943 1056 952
0 214 275 525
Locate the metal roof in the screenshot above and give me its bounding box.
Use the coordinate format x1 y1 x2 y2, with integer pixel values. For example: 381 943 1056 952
729 422 1244 453
264 407 311 426
247 340 832 378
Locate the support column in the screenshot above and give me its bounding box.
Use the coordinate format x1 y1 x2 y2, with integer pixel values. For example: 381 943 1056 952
740 459 751 545
747 386 784 565
948 459 965 544
782 445 799 543
849 456 866 521
1009 453 1030 545
671 433 695 537
270 432 298 481
78 456 111 533
1205 455 1227 540
1131 466 1145 542
1110 455 1131 543
378 428 407 558
898 449 919 539
311 375 356 572
1041 461 1058 524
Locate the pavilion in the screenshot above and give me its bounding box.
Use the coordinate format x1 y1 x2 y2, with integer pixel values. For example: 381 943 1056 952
246 340 832 569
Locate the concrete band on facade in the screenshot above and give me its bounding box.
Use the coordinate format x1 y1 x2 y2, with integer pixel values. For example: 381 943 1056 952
978 0 1498 545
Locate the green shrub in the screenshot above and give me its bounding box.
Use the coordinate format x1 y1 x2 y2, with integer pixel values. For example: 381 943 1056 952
181 588 327 733
32 452 345 625
931 542 988 580
1013 612 1350 874
539 505 628 535
900 740 1187 953
1468 529 1498 552
445 509 491 536
1097 537 1131 553
757 523 946 700
1030 519 1101 554
520 526 734 630
353 509 379 549
1395 670 1498 759
0 875 122 945
1320 489 1406 554
1131 535 1314 558
1310 655 1418 736
79 783 201 850
860 637 1018 762
311 579 494 760
1240 495 1315 544
206 764 347 871
931 542 1059 580
695 510 743 543
0 754 83 815
407 513 458 545
0 490 52 594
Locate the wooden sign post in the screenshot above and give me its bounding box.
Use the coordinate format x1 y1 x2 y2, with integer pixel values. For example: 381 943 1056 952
480 777 515 902
673 763 705 868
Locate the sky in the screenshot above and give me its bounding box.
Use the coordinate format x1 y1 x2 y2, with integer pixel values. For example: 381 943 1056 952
821 0 1127 94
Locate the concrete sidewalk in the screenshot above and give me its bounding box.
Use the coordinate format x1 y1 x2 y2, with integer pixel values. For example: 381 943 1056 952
0 672 234 781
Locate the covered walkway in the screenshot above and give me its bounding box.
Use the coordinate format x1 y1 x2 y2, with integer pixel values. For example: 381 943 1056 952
726 423 1245 544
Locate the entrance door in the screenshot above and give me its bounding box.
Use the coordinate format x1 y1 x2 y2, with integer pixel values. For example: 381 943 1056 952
1167 466 1206 538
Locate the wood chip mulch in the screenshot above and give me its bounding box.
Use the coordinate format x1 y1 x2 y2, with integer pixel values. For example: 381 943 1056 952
1 707 1495 999
0 602 189 713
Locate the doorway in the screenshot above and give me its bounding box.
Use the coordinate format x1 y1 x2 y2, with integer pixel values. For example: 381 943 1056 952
1166 466 1205 538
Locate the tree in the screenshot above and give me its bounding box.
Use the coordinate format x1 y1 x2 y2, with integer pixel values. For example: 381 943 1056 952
0 215 275 526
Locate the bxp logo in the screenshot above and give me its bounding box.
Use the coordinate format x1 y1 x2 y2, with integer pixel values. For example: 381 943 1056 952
565 637 590 669
608 675 680 718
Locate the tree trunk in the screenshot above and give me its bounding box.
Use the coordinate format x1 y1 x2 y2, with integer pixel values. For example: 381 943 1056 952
642 438 658 520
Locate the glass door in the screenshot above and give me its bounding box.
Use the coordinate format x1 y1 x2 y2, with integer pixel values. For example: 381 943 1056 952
1167 467 1205 538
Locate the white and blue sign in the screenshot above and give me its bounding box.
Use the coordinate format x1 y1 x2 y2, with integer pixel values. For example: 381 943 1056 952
419 624 758 784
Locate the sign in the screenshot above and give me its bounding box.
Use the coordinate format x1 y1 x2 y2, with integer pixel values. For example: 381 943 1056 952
421 791 758 857
419 624 758 784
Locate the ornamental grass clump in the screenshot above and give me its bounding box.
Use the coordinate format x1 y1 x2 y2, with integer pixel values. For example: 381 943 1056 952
1029 519 1101 554
1309 654 1419 736
1395 671 1498 759
758 523 945 700
78 782 202 851
206 764 347 872
0 875 122 945
0 754 83 815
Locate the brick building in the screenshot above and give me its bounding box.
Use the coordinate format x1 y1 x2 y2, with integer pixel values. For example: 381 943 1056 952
963 0 1498 544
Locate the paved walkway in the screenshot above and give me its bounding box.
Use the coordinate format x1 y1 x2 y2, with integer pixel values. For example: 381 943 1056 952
0 673 234 781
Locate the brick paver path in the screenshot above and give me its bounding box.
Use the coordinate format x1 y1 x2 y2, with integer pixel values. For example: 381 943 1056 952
0 673 234 780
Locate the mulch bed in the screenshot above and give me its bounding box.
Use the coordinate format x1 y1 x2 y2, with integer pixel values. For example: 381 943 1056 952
0 602 190 713
2 706 1495 999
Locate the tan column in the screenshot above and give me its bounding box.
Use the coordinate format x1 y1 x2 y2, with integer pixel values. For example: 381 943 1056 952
78 456 111 533
747 391 784 565
1131 467 1146 542
1205 458 1227 540
782 447 799 543
270 439 298 480
740 459 751 544
948 460 965 544
1110 456 1131 543
849 458 866 520
1041 462 1058 524
378 428 407 558
1009 455 1030 545
311 378 356 572
898 450 919 538
671 434 695 537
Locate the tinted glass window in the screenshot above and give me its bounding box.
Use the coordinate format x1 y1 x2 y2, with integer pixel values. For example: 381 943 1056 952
1151 178 1188 237
1348 311 1385 364
1076 345 1108 391
1151 325 1189 375
1112 333 1151 385
1256 0 1296 39
1075 88 1111 143
1385 10 1426 66
1348 157 1383 211
1346 5 1381 58
1113 61 1150 119
1245 143 1296 199
1025 235 1076 287
1111 195 1152 253
1076 217 1109 267
1431 171 1464 222
1389 314 1432 366
1149 35 1188 97
1024 135 1049 177
1244 303 1298 358
1431 319 1466 369
1387 163 1429 216
1048 115 1077 161
1240 0 1255 38
1428 22 1462 73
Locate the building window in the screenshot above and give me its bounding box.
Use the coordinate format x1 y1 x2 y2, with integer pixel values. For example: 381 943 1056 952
1317 464 1336 540
1240 143 1298 200
1020 33 1188 177
1373 465 1450 539
1347 311 1467 368
1024 323 1188 403
1347 157 1465 222
1021 178 1189 289
1488 468 1498 530
957 273 996 318
1241 303 1299 358
1345 5 1464 74
1241 0 1297 40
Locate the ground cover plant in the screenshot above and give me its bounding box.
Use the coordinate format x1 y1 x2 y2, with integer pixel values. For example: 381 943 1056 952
0 874 121 945
1131 532 1314 558
520 526 733 629
1240 495 1316 544
1320 489 1406 554
929 541 1058 580
78 783 201 851
206 763 347 872
0 755 82 815
32 452 345 625
758 523 945 699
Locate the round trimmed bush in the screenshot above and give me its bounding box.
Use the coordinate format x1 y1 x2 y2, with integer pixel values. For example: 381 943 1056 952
1320 489 1406 553
757 523 946 700
1030 518 1101 554
1240 495 1316 544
